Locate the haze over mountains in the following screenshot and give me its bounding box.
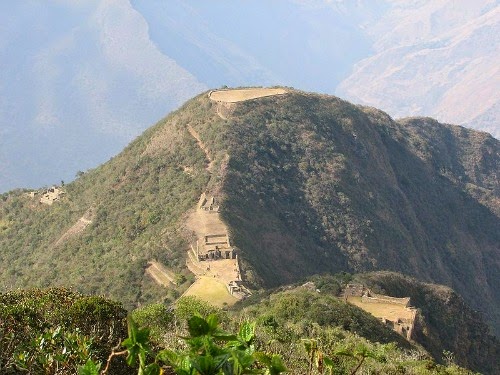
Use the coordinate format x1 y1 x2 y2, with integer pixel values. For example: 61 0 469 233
1 0 498 192
338 0 500 137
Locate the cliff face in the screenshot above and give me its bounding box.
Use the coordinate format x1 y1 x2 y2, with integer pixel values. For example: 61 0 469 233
1 89 498 335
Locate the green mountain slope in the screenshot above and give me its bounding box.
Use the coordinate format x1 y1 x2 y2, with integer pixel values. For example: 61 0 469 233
354 271 499 374
0 95 217 307
0 88 498 336
218 92 499 333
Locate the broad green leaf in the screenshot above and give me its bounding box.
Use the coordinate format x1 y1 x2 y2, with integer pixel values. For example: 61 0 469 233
232 350 255 370
214 333 238 342
122 337 134 349
157 349 179 365
127 316 139 343
213 354 231 372
334 349 354 358
77 359 101 375
136 326 151 346
143 362 161 375
238 322 255 345
323 357 334 368
206 314 219 332
126 346 141 367
180 356 193 372
188 315 211 337
254 352 271 366
270 355 287 373
191 355 216 374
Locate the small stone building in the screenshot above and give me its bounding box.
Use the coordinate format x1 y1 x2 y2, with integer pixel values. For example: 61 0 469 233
39 186 65 205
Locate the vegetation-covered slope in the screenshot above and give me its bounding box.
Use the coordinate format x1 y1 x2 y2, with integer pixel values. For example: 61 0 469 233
354 272 500 374
0 288 128 373
0 88 498 336
0 94 221 308
216 91 499 333
1 286 482 374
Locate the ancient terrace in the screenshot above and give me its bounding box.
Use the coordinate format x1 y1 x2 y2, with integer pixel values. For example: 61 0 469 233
186 194 249 302
181 88 290 304
27 186 66 205
344 283 417 341
208 87 287 102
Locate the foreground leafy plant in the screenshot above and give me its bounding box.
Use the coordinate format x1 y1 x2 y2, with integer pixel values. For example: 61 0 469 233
15 326 96 373
0 288 127 374
303 338 387 375
87 313 287 375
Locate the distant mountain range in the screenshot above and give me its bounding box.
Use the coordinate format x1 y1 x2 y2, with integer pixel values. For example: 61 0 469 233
1 0 498 192
338 0 500 138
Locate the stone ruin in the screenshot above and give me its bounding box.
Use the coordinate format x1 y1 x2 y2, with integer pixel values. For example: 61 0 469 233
343 283 416 341
30 186 66 205
381 317 415 339
343 283 366 297
193 194 236 261
361 292 410 308
193 233 237 261
344 283 410 306
199 194 220 212
190 192 251 300
227 280 251 299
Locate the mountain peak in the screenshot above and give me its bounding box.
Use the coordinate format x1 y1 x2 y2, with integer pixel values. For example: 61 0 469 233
1 89 498 338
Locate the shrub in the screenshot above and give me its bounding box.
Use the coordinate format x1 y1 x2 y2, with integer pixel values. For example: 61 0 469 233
0 288 127 374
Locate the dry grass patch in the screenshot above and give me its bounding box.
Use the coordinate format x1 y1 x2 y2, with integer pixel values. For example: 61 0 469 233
184 276 237 307
0 219 10 230
209 88 287 103
347 296 415 321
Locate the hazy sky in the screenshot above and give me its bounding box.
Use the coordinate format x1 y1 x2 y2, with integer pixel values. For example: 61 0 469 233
0 0 498 192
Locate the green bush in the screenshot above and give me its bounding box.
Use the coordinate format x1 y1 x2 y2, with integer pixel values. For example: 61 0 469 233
0 288 127 374
131 304 173 343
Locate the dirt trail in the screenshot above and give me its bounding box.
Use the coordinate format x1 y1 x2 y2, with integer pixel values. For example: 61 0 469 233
215 102 234 120
53 210 93 247
187 125 213 172
149 119 249 304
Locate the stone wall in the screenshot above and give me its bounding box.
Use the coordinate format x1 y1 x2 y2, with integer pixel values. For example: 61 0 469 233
343 283 365 297
361 294 410 307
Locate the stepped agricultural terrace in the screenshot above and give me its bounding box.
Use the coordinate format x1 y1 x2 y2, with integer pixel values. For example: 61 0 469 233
344 283 417 341
208 87 288 119
185 193 250 305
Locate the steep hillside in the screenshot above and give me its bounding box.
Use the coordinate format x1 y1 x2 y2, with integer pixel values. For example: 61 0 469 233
3 1 498 192
2 285 484 374
236 273 499 375
338 0 500 137
0 93 219 308
354 272 500 374
1 88 498 336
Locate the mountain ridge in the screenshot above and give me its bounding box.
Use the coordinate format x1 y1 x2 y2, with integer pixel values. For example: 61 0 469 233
0 88 498 339
3 1 498 192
